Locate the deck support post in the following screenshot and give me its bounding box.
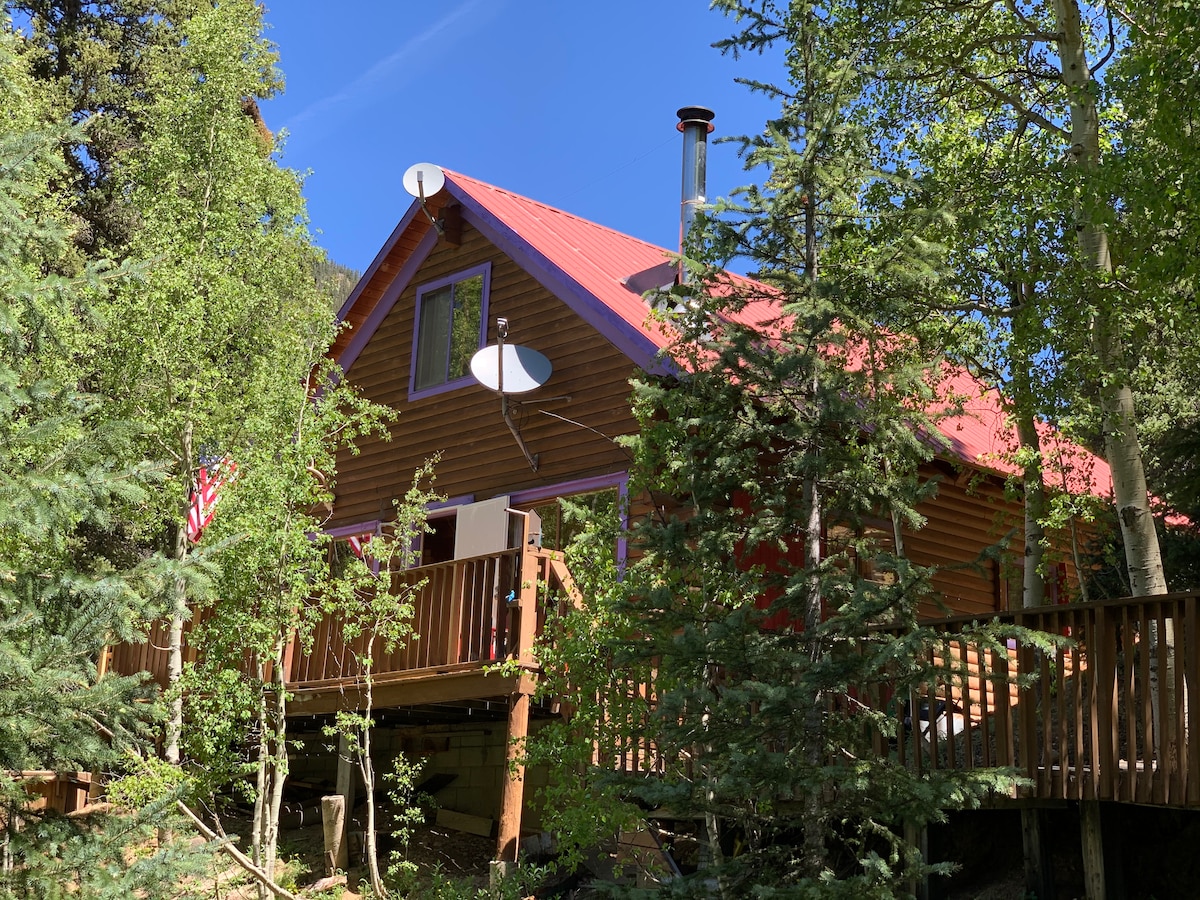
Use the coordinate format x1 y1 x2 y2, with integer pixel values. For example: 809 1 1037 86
334 732 356 858
903 820 929 900
495 688 531 864
1080 800 1106 900
1022 807 1055 900
335 733 357 807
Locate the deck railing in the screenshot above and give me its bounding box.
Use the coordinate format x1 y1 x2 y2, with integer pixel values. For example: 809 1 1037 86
287 544 534 687
878 591 1199 807
107 518 563 695
107 563 1200 808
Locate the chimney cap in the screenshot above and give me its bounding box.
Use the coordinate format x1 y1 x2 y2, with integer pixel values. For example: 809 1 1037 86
676 105 715 133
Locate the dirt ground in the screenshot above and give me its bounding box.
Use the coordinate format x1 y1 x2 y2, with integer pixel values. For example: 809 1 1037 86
289 819 495 895
199 805 495 898
200 802 1200 898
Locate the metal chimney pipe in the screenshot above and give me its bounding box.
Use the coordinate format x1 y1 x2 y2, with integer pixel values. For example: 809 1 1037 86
676 105 715 284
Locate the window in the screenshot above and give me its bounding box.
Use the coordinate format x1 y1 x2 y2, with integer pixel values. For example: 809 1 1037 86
510 473 629 559
327 524 380 578
826 522 898 586
529 488 619 552
411 264 489 396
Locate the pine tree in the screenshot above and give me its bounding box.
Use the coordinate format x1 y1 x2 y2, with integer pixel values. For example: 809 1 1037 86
0 26 208 896
529 5 1033 893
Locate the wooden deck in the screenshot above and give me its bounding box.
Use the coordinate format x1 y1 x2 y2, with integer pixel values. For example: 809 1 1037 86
107 533 576 716
108 562 1200 809
876 592 1200 808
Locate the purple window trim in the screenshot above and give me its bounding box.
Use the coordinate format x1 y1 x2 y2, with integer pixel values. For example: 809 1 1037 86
408 262 492 402
509 472 629 563
508 472 627 507
324 520 382 575
337 226 439 377
427 494 475 516
326 520 381 539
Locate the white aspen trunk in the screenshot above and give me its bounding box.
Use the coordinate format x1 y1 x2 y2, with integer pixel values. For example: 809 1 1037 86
1050 0 1175 766
1009 288 1048 610
262 636 289 894
165 422 193 765
1049 0 1167 598
1015 409 1048 609
800 472 828 879
359 633 385 897
700 657 729 899
252 686 270 900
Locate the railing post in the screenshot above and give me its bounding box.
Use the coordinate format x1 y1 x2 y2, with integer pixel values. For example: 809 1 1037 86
994 643 1015 777
517 542 540 667
447 560 466 664
1095 604 1116 801
1186 594 1199 805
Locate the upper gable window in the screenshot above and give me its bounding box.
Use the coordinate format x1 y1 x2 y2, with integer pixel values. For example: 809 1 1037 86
410 263 490 398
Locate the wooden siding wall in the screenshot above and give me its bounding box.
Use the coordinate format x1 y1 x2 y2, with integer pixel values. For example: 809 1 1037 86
908 465 1082 619
334 219 1083 621
908 471 1013 618
333 221 640 527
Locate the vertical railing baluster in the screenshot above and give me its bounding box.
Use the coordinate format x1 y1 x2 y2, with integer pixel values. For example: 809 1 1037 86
1154 602 1170 804
1187 594 1200 805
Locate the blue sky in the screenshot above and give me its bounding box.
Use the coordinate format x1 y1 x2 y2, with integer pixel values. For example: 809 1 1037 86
260 1 783 274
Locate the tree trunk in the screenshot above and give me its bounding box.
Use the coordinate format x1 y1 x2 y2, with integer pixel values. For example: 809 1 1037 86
262 635 290 895
1050 0 1175 763
1050 0 1167 598
1015 408 1047 609
797 27 828 873
800 472 828 879
165 422 193 765
359 634 386 897
252 686 270 900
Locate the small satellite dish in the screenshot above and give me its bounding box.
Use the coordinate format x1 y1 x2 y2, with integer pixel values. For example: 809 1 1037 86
470 344 552 395
402 162 445 199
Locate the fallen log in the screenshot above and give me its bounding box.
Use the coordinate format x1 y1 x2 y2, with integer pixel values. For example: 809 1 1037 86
176 801 301 900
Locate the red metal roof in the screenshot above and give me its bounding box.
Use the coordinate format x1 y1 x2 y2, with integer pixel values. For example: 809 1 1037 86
339 169 1115 498
444 170 1114 495
443 170 679 361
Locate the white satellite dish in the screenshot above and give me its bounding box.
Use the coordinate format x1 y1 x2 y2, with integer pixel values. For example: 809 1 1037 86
402 162 445 199
470 343 552 395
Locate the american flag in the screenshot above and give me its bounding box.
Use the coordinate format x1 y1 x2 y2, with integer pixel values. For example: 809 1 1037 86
346 533 370 558
186 458 237 543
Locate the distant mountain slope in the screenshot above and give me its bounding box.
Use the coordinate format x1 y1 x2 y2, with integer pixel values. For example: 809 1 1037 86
315 259 360 309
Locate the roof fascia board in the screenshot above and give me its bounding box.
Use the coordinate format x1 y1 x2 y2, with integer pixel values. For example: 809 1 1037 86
337 226 440 375
335 201 425 323
447 184 671 375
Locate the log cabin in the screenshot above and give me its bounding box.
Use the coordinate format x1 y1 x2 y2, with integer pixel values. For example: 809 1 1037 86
108 110 1196 894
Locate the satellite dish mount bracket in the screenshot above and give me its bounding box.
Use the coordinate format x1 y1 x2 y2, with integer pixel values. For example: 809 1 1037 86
495 318 539 471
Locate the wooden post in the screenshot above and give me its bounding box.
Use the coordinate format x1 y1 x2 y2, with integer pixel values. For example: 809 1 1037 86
1080 800 1106 900
279 629 298 687
903 820 929 900
321 795 348 874
334 732 356 862
495 689 531 863
335 733 356 807
1022 807 1055 900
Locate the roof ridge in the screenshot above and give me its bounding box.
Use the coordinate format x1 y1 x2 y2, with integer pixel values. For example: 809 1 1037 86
442 168 674 255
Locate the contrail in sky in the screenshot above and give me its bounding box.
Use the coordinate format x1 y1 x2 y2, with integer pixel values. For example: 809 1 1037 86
282 0 494 134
